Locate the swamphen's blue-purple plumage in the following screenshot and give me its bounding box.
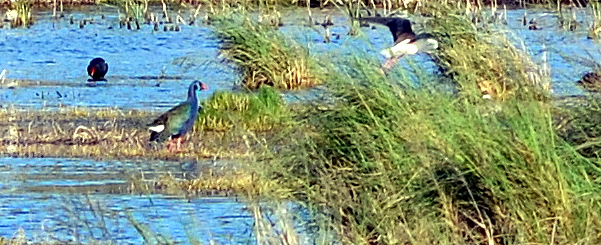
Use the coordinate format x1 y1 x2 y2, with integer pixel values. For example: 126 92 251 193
87 57 109 81
147 80 208 151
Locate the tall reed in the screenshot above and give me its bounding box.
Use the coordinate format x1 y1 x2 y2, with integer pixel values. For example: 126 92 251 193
260 53 601 243
248 1 601 242
419 1 549 101
9 0 34 27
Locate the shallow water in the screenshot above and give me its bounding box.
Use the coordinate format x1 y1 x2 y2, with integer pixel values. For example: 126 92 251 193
0 193 255 244
276 8 598 95
1 5 600 243
0 157 314 244
0 5 237 110
1 6 598 111
503 8 600 95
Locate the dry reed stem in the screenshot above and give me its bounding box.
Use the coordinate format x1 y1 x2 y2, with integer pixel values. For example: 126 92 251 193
0 108 266 160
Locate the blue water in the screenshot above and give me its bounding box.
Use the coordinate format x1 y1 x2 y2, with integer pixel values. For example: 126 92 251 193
1 6 600 243
0 6 237 110
0 157 317 244
276 8 595 96
1 6 595 111
0 194 255 244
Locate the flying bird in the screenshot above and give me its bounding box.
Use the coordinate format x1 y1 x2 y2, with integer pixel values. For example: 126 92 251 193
147 80 208 152
360 17 438 70
87 57 109 81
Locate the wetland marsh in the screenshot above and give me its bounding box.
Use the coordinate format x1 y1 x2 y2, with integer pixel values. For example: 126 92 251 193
2 1 601 244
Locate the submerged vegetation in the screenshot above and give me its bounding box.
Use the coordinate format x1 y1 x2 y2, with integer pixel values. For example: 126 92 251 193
5 0 35 27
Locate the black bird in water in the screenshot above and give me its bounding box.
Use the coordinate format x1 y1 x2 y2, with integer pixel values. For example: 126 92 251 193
360 17 438 70
87 57 109 81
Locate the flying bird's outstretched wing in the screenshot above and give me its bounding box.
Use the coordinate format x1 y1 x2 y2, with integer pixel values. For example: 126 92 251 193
360 17 416 44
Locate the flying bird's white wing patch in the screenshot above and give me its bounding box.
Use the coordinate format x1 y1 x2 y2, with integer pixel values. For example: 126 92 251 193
382 41 418 58
148 125 165 132
399 39 412 45
381 49 394 58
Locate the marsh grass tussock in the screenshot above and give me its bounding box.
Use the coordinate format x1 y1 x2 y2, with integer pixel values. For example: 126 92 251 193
555 97 601 157
120 0 149 23
419 1 549 101
258 55 601 243
211 9 322 90
0 232 27 245
577 69 601 92
198 86 290 131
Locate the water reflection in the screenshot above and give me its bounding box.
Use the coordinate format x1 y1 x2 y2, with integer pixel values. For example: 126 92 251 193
0 193 256 244
0 157 318 244
0 6 236 110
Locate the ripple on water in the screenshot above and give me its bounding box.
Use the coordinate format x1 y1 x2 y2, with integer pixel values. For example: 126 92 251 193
2 7 596 110
0 6 236 110
0 157 318 244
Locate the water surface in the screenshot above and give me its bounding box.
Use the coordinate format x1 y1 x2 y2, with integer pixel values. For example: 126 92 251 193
2 7 599 111
0 157 313 244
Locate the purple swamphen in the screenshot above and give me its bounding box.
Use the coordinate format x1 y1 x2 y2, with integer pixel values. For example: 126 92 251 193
87 57 109 81
147 80 208 152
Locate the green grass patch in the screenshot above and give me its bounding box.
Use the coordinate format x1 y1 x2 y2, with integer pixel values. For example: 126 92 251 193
210 8 322 90
259 55 601 244
198 86 291 131
419 2 549 101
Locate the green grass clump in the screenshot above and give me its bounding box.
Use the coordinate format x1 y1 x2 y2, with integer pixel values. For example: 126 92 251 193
556 97 601 157
419 2 549 101
210 9 321 90
198 86 290 131
258 55 601 244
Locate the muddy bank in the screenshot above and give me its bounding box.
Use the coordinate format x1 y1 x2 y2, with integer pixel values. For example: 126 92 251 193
0 108 266 160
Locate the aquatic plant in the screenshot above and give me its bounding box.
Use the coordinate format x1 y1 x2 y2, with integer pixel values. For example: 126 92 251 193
557 4 579 32
210 9 322 90
197 86 290 131
0 232 27 245
0 86 294 160
339 0 364 36
589 0 601 39
418 1 549 101
0 107 251 160
110 0 150 25
555 97 601 157
577 69 601 92
8 0 34 28
258 54 601 243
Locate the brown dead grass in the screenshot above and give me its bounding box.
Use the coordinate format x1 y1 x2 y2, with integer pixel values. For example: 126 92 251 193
0 107 267 160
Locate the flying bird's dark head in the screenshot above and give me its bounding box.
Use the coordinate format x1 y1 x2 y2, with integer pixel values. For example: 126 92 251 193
391 18 412 31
